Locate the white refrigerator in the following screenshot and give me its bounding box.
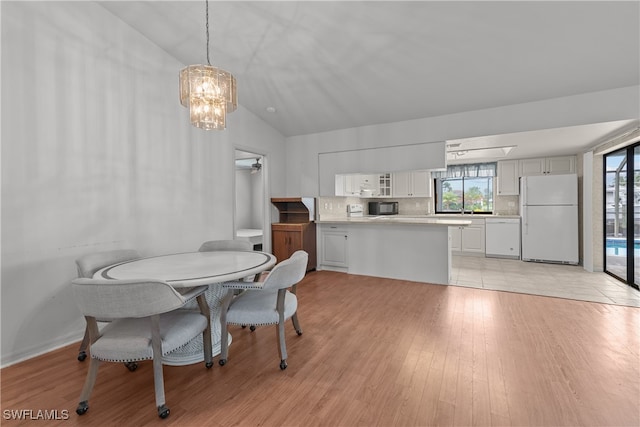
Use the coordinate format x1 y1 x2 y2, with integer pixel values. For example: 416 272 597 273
520 174 578 264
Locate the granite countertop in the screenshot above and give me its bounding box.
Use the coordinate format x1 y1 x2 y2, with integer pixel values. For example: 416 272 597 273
317 213 520 225
316 215 473 226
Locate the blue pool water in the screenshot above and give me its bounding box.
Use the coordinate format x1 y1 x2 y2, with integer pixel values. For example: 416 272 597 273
606 238 640 256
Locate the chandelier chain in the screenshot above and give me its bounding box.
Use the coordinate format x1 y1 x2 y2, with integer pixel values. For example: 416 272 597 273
205 0 211 66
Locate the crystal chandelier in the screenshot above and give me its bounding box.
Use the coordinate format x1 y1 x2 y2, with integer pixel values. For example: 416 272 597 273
179 0 237 130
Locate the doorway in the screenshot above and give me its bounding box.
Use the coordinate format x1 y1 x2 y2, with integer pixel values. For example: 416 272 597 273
234 150 266 251
603 142 640 290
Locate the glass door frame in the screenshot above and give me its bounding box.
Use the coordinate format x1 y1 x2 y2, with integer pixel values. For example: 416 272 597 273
603 142 640 290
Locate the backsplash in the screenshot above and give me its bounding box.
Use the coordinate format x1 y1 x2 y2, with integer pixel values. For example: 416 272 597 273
317 195 519 218
494 194 520 215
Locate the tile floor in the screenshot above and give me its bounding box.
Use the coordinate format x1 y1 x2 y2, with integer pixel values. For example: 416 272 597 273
450 255 640 307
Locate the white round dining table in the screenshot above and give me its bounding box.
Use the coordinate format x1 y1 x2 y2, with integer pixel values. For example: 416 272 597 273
94 250 276 366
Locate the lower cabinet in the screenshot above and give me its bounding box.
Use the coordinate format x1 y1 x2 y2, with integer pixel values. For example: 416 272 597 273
319 226 349 269
271 222 317 271
449 218 485 255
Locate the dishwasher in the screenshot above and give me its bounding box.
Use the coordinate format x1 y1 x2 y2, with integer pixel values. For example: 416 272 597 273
485 217 521 259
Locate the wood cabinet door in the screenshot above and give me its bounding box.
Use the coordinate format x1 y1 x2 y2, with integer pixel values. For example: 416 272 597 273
271 229 291 262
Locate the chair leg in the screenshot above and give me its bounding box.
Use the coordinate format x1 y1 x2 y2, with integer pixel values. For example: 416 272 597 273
276 322 288 370
276 289 288 370
150 316 169 419
76 358 100 415
197 294 213 368
291 312 303 336
218 290 234 366
77 324 91 361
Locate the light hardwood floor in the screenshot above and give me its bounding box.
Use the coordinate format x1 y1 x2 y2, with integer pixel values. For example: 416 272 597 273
1 270 639 426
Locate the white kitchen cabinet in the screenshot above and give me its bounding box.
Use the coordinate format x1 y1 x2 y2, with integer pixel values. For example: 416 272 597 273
377 173 392 197
335 174 379 196
392 171 431 197
449 225 462 252
519 156 576 176
448 218 485 255
319 226 349 269
497 160 519 196
546 156 576 174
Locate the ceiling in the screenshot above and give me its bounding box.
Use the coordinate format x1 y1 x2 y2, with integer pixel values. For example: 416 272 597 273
99 1 639 160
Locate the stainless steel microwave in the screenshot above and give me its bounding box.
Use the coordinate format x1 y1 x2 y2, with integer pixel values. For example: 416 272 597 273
368 201 398 215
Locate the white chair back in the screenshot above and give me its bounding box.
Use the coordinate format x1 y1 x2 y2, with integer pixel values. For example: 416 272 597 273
76 249 140 278
198 240 252 252
261 250 308 291
72 278 191 319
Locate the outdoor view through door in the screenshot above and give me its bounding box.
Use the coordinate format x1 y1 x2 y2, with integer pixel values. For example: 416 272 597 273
604 143 640 290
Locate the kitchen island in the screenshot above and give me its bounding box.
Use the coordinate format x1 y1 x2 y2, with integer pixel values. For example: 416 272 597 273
316 216 471 284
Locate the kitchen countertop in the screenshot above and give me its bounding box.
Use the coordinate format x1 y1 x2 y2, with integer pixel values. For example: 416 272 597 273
317 213 520 225
317 215 473 226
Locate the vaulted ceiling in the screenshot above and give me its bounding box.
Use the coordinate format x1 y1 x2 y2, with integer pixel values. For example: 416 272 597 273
100 1 639 158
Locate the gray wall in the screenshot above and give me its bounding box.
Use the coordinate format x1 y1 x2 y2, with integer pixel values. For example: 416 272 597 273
284 86 639 197
1 2 286 366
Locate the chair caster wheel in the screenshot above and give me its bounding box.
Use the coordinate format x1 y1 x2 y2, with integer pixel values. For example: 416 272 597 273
77 351 87 362
219 359 226 366
76 401 89 415
241 325 247 329
249 325 256 332
206 361 213 369
157 404 170 419
296 330 303 336
280 360 287 370
125 362 137 372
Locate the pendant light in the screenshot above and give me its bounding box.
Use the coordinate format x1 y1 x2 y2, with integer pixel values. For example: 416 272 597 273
179 0 237 130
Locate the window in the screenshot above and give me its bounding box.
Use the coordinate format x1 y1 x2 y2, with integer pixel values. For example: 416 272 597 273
434 163 495 214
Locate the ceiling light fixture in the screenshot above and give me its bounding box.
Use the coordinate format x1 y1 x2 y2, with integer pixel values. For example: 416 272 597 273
251 158 262 174
179 0 237 130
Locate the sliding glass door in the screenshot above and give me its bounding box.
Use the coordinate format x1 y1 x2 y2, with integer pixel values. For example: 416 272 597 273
604 143 640 289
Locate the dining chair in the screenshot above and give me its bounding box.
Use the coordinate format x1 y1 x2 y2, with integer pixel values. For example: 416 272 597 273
218 250 308 370
199 239 258 283
198 239 253 252
71 278 213 419
75 249 141 363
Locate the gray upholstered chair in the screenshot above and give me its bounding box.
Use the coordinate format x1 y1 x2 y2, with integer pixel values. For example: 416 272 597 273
75 249 141 362
199 239 258 283
198 239 253 252
71 278 213 419
218 250 308 370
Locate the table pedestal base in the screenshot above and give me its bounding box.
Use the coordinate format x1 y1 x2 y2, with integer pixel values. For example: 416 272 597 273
162 284 230 366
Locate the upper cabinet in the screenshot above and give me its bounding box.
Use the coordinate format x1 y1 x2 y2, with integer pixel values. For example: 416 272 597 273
497 160 520 196
392 171 431 197
335 174 382 197
519 156 575 176
335 170 432 197
498 156 576 196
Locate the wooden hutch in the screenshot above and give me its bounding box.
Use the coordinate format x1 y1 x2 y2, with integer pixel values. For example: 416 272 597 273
271 197 316 271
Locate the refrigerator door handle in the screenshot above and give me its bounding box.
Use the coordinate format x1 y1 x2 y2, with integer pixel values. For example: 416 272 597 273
522 208 527 235
521 177 527 206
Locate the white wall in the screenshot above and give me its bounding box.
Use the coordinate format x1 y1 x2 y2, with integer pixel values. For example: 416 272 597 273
285 86 639 196
0 2 285 366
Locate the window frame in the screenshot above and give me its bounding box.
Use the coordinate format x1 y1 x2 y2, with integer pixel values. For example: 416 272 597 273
434 163 495 214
